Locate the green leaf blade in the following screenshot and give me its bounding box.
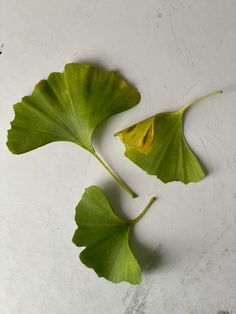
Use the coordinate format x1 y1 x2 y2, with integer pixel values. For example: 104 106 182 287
79 226 141 284
118 111 205 184
73 186 127 246
72 186 141 284
7 63 140 197
7 63 140 153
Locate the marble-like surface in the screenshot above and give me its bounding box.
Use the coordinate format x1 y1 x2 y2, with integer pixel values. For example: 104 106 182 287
1 0 236 313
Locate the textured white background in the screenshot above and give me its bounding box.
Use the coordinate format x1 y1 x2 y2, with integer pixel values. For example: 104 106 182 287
1 0 236 313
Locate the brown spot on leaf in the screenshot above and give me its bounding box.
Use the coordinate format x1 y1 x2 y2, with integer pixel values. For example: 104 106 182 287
127 125 136 132
35 80 45 89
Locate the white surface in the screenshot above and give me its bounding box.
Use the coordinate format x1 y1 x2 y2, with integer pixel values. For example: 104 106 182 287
1 0 236 313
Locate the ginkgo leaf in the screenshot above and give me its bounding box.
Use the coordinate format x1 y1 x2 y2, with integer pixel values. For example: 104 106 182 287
116 90 223 184
7 63 140 197
72 185 156 284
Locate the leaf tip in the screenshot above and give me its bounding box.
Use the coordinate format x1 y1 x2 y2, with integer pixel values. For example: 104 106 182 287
150 196 157 203
131 192 138 199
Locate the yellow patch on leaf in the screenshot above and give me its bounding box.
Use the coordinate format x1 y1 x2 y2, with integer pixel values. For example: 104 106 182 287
116 117 154 154
35 80 45 89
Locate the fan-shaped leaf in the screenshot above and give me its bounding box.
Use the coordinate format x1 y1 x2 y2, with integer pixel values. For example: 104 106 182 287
72 185 156 284
116 90 223 184
7 63 140 197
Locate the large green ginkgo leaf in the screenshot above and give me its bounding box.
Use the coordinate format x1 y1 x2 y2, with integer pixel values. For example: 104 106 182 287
72 185 156 284
7 63 140 197
116 90 223 184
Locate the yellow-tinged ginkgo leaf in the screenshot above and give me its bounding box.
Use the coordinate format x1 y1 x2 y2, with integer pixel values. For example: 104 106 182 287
116 90 223 184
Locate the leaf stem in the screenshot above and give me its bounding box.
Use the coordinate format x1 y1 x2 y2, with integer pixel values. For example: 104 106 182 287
180 89 223 112
132 197 156 225
93 152 138 198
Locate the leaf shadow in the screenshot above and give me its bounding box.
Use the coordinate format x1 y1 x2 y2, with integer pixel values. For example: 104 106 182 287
130 231 164 274
100 179 130 220
220 82 236 94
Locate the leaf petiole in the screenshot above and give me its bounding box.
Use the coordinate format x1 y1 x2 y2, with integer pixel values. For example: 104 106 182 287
132 196 156 225
179 89 223 113
93 152 138 198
